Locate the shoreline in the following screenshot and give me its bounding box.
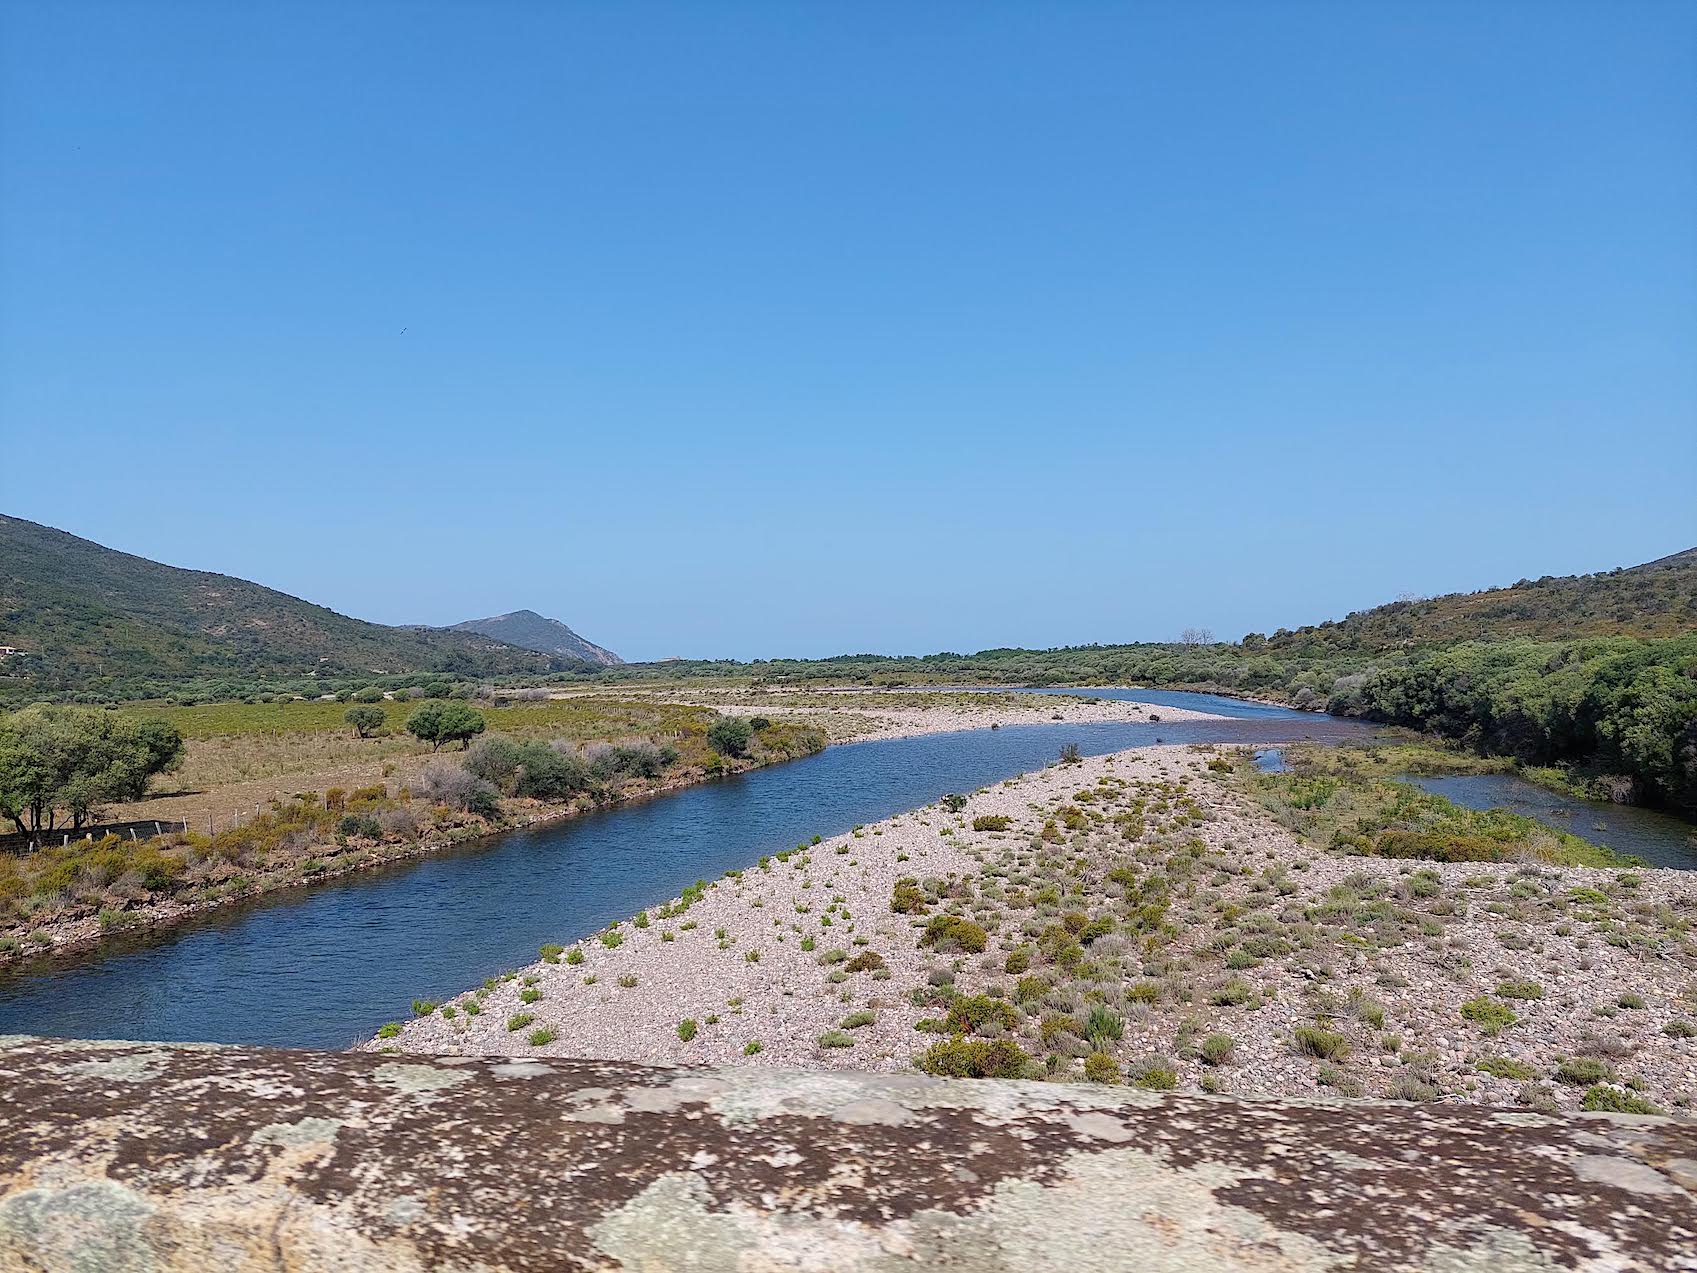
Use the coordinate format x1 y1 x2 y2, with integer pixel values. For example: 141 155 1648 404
0 696 1214 973
375 743 1697 1114
0 758 782 971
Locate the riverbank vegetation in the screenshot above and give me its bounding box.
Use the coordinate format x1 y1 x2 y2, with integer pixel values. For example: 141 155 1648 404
1236 744 1631 869
555 635 1697 821
0 708 824 961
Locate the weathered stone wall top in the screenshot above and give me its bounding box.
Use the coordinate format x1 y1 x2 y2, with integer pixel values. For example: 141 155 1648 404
1 1034 1694 1271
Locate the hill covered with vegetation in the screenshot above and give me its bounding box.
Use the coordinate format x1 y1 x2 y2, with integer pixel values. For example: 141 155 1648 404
1258 548 1697 652
571 548 1697 815
447 610 622 666
0 515 578 704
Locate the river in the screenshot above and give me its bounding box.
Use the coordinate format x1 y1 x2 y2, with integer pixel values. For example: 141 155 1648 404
0 692 1370 1048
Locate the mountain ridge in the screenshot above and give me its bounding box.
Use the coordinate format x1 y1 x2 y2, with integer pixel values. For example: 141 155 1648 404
447 610 622 666
0 515 586 698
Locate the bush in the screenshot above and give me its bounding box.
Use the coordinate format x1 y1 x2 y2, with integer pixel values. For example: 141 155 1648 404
1580 1084 1657 1114
844 950 886 973
677 1019 698 1042
337 813 382 839
706 716 753 758
1200 1033 1235 1066
818 1029 855 1049
945 995 1017 1035
1292 1025 1349 1060
1555 1056 1611 1086
920 914 988 953
1129 1059 1178 1090
1083 1051 1120 1083
464 737 523 791
890 878 928 914
972 815 1012 832
917 1037 1029 1078
1476 1055 1537 1081
1082 1005 1124 1044
1460 997 1517 1033
415 762 501 816
1495 980 1544 1000
515 742 593 801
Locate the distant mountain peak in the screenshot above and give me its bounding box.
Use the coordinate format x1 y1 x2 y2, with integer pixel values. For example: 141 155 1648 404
447 611 622 666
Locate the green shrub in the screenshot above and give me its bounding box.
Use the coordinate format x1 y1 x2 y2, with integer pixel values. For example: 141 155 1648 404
1581 1084 1657 1114
1210 979 1255 1007
1082 1005 1124 1044
1130 1059 1178 1090
743 1040 763 1056
1199 1033 1235 1066
677 1019 698 1042
1495 980 1543 1000
844 950 885 973
1292 1025 1349 1060
706 716 753 757
540 943 564 964
1555 1056 1611 1086
1476 1055 1537 1081
375 1022 402 1039
818 1029 855 1049
972 815 1012 832
411 999 438 1017
917 1037 1029 1079
1460 997 1517 1033
841 1010 876 1029
920 914 988 953
1003 945 1032 974
891 878 928 914
527 1027 558 1046
1083 1051 1120 1083
945 995 1017 1036
506 1013 535 1032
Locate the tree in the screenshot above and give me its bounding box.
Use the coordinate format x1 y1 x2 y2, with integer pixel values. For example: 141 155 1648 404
1180 627 1216 646
437 703 486 749
406 702 485 750
706 715 753 758
345 705 386 738
0 705 184 838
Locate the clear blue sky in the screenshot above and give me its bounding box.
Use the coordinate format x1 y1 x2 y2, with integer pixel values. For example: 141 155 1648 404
3 2 1693 661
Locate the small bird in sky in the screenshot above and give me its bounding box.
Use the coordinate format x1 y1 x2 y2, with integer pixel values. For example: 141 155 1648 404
400 327 408 335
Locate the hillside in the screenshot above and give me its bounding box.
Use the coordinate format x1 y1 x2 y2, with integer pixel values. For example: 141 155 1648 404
448 610 621 666
0 515 575 698
1259 548 1697 653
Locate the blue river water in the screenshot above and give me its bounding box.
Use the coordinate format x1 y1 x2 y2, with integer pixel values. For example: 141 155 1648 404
0 692 1369 1048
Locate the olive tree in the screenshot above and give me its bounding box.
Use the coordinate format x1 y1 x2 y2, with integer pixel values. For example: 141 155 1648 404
345 705 386 738
0 705 184 838
406 702 486 750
